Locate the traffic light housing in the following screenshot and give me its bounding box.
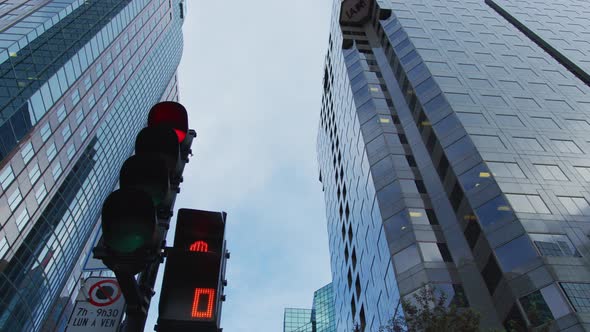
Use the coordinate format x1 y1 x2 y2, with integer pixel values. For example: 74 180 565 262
157 209 228 332
148 101 189 143
97 102 191 275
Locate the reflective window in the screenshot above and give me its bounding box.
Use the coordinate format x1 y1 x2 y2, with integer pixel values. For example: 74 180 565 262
420 242 443 262
458 112 488 126
561 283 590 313
472 135 506 150
487 161 526 178
28 164 41 184
558 196 590 216
514 137 544 151
52 162 62 179
8 188 22 211
15 208 29 231
575 166 590 181
435 114 462 138
531 116 559 129
401 49 419 66
459 163 493 191
98 81 106 95
108 68 115 82
84 76 92 90
62 124 71 140
540 284 571 319
91 112 99 126
552 139 582 154
506 194 551 214
419 242 453 262
105 52 113 64
21 142 34 164
445 136 476 164
393 244 420 273
46 142 57 161
535 164 568 181
35 184 47 203
88 93 96 108
75 109 84 125
67 144 76 160
384 212 411 237
40 122 52 142
56 104 67 122
0 166 15 189
80 126 88 141
520 289 554 326
95 63 103 76
30 91 46 121
476 195 513 227
0 237 8 258
496 235 537 271
530 233 580 257
71 89 80 105
408 209 429 224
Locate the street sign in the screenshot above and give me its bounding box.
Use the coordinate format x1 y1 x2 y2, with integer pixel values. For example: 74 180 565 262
66 277 125 332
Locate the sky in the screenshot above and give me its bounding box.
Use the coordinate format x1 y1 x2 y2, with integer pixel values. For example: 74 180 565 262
145 1 335 331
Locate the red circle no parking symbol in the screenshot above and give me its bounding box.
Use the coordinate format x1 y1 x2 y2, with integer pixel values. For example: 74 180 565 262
88 279 122 307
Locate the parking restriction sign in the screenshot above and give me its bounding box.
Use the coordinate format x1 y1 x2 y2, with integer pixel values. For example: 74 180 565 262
66 277 125 332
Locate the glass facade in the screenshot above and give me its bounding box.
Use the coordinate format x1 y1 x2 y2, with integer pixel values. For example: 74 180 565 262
312 283 336 332
283 283 336 332
284 308 314 332
318 0 590 330
0 0 185 330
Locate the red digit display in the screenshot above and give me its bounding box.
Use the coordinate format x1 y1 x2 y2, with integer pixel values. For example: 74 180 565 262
189 240 208 252
191 288 215 319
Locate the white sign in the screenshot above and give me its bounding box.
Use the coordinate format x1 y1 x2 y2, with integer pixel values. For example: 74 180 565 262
66 277 125 332
83 230 109 271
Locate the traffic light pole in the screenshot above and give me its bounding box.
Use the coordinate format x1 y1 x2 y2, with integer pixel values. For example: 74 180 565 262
115 271 147 331
94 126 195 332
121 130 195 332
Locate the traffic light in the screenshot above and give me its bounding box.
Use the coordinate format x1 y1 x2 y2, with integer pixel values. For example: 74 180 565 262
148 101 188 143
97 102 191 275
157 209 228 332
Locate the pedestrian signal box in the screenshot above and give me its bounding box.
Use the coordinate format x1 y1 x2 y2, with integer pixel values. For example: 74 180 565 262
157 209 227 332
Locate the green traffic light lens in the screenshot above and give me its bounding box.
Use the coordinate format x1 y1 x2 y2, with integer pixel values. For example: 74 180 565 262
105 222 153 253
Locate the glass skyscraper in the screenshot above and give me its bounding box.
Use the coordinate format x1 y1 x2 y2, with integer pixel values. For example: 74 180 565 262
284 283 336 332
284 308 314 332
0 0 185 330
318 0 590 331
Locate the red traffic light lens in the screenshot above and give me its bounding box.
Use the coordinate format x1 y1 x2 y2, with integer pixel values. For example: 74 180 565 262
148 101 188 143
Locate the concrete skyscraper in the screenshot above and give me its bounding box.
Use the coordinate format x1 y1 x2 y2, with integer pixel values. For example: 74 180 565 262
0 0 186 330
317 0 590 331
